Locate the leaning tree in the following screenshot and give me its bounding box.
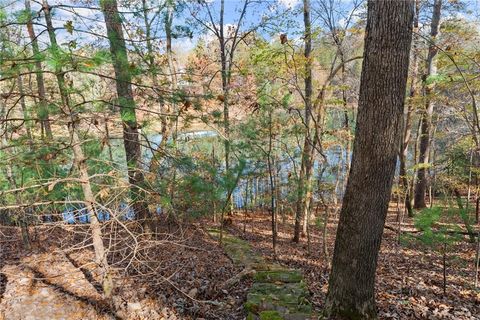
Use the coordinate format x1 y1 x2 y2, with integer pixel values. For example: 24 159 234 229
324 0 414 318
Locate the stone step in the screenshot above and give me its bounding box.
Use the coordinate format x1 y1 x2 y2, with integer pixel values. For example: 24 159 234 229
253 270 303 283
246 282 312 313
207 228 313 320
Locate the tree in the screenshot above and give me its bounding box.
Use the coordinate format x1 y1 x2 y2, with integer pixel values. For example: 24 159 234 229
414 0 443 209
42 0 108 286
189 0 254 215
399 0 420 218
24 0 53 140
100 0 150 225
324 0 414 318
293 0 314 243
293 0 363 242
147 0 183 173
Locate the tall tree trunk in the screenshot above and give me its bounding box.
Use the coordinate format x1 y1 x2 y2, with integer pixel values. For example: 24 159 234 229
196 0 249 216
324 1 414 318
342 66 351 189
165 1 178 137
0 100 30 250
414 0 442 209
100 0 150 225
25 0 53 139
293 0 313 243
267 111 277 258
17 76 33 146
215 0 230 175
104 117 114 163
71 129 108 269
218 0 234 216
145 0 177 174
302 164 314 235
400 0 420 217
42 0 108 282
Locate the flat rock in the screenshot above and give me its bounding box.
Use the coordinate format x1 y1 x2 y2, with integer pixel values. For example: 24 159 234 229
208 228 313 320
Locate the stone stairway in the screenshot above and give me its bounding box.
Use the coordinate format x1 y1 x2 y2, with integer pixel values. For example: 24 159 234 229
207 229 312 320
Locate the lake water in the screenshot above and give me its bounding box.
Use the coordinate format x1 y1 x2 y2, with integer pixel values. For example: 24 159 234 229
61 130 348 223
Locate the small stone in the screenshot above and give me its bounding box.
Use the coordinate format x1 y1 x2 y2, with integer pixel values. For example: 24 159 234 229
157 294 167 303
127 302 142 312
138 287 147 298
39 288 50 297
188 288 198 298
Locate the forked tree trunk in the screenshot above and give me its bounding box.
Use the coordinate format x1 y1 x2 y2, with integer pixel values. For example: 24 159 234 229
100 0 150 225
324 1 414 318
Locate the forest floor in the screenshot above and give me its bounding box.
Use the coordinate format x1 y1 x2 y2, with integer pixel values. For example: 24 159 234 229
0 206 479 319
219 206 480 319
0 223 249 320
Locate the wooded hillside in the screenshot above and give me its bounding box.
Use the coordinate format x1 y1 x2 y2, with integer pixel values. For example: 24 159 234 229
0 0 479 319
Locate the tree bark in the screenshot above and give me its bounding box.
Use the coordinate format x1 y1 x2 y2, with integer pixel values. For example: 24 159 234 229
42 0 108 282
400 0 420 217
293 0 313 243
267 112 277 258
17 76 33 146
414 0 442 209
324 1 414 318
342 67 351 189
219 0 230 175
0 100 31 250
25 0 53 139
149 0 178 173
100 0 150 225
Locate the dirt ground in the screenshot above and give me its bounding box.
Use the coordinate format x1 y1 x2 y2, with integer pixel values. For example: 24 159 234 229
0 223 249 320
221 207 480 319
0 207 479 319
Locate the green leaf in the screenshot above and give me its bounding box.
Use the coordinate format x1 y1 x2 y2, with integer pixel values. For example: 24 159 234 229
64 20 74 34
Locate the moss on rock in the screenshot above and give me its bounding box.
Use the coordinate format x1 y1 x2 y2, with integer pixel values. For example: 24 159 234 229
246 312 257 320
246 282 311 315
259 310 284 320
254 270 303 283
208 228 312 320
